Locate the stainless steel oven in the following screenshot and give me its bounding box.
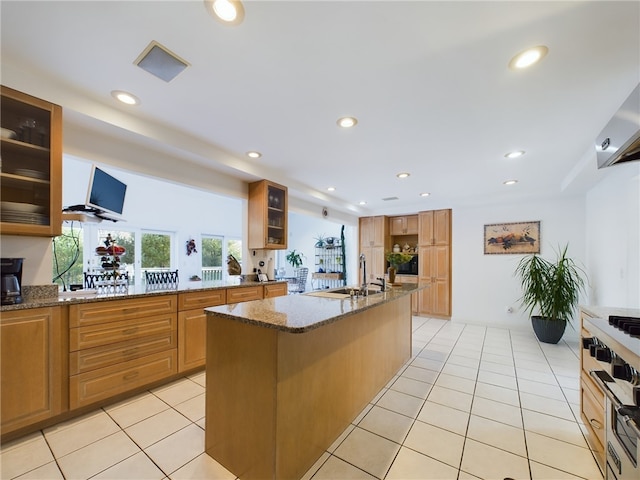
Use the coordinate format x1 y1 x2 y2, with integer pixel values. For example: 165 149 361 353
584 314 640 480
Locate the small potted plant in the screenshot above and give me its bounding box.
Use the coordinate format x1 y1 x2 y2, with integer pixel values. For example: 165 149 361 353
514 244 587 344
286 250 305 269
313 234 326 248
385 251 414 284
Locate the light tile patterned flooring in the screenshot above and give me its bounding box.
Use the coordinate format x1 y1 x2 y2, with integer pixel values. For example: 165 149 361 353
1 317 604 480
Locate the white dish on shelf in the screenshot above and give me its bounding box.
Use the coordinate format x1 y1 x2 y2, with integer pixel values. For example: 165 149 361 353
1 128 17 139
1 201 46 213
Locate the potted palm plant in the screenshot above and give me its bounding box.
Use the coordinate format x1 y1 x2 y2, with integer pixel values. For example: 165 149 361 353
514 244 586 344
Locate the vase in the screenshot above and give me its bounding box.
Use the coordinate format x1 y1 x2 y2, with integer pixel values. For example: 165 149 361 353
531 316 567 344
387 266 397 284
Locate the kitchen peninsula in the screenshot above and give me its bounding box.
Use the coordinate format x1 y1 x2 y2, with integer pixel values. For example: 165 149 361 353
204 283 422 480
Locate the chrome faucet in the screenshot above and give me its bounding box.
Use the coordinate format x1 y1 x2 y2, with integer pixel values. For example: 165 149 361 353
359 253 367 294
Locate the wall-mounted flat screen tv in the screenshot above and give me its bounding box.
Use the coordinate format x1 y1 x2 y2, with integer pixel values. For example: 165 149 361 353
85 165 127 219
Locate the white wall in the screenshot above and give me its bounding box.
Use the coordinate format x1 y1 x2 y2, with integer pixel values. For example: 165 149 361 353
452 196 587 331
585 162 640 308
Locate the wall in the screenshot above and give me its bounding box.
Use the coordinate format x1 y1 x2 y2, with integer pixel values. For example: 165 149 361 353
585 162 640 308
452 196 587 332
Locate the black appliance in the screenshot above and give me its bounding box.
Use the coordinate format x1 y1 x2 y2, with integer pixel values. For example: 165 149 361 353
1 258 23 305
395 255 418 275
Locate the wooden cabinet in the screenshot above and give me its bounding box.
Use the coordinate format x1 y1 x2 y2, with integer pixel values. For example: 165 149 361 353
248 180 288 250
579 317 605 469
264 281 288 298
1 307 66 435
227 285 263 304
418 209 451 318
419 209 450 246
389 215 418 235
395 275 418 313
359 216 389 282
177 290 226 372
69 296 178 409
0 86 62 236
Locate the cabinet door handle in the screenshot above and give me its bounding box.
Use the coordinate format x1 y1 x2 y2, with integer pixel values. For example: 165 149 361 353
589 418 603 430
123 371 139 381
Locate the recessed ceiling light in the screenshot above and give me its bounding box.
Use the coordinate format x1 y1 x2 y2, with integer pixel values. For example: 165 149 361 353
396 172 410 179
204 0 245 25
508 46 548 70
246 151 261 159
358 201 367 205
337 116 358 128
505 150 525 159
420 192 431 197
111 90 140 105
503 179 519 185
327 187 336 192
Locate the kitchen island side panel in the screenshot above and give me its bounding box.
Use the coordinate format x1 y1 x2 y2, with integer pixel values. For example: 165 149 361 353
205 295 412 479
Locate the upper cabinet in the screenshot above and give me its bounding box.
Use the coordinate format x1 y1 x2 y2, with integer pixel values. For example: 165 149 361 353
248 179 288 250
389 215 418 236
1 86 62 237
419 209 450 246
359 216 387 247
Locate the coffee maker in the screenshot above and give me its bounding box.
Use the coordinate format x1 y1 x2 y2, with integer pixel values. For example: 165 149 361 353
1 258 24 305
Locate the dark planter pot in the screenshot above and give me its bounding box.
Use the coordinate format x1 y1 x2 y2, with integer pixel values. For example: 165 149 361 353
531 316 567 344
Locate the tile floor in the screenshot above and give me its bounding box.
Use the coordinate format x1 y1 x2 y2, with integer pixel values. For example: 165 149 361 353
1 317 604 480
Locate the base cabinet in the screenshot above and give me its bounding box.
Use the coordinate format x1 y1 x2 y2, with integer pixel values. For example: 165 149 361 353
1 307 66 435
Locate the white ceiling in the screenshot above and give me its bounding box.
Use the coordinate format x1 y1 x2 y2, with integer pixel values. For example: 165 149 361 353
2 1 639 216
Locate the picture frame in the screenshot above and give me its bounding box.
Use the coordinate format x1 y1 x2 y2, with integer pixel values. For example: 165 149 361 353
484 221 540 254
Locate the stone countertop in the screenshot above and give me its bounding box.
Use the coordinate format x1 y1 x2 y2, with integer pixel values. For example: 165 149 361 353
0 280 287 312
580 305 640 357
580 305 640 320
205 283 425 334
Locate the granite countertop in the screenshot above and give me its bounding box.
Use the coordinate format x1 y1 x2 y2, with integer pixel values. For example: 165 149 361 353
205 283 425 333
0 280 287 312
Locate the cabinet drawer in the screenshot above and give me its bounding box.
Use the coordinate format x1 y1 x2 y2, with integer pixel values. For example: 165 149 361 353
227 286 263 304
70 350 177 409
70 313 177 351
264 282 288 298
70 332 176 375
178 289 226 311
70 295 177 327
581 373 605 458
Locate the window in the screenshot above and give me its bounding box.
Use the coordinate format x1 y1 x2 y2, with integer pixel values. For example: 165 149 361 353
201 235 222 281
52 224 84 290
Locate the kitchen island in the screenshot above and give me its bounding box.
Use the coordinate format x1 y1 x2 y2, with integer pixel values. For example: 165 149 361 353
204 283 422 480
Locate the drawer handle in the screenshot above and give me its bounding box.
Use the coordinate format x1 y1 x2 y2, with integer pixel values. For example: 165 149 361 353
123 371 139 381
589 418 603 430
123 328 138 335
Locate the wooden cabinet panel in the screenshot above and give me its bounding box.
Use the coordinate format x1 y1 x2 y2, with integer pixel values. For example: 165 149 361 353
248 179 288 250
419 209 450 246
1 307 66 433
264 282 288 298
178 310 207 372
389 215 418 235
359 216 387 247
395 275 418 313
360 246 386 283
70 295 177 328
70 332 176 375
418 244 451 318
70 350 177 409
0 86 62 236
227 286 263 304
580 371 605 466
178 289 226 310
70 313 177 351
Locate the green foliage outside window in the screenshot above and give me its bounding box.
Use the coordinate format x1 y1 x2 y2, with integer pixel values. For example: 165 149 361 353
141 233 171 268
202 236 222 267
52 227 84 288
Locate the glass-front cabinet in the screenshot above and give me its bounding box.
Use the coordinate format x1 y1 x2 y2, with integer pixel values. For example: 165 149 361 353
248 179 288 250
0 86 62 236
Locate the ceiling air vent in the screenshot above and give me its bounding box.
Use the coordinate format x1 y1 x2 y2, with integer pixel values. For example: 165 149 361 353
382 197 399 201
134 41 190 82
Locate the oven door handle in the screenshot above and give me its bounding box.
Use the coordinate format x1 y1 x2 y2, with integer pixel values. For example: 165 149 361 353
590 370 640 438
